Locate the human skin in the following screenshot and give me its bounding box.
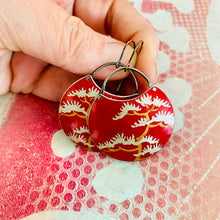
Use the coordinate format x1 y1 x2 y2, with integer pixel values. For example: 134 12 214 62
0 0 159 102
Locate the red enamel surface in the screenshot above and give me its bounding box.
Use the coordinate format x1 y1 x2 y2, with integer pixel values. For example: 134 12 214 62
88 86 174 161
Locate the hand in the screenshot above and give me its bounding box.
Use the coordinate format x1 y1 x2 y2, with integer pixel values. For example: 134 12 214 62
0 0 159 101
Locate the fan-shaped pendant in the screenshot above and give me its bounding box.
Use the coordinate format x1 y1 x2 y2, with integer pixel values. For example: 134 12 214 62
88 86 174 161
88 66 174 161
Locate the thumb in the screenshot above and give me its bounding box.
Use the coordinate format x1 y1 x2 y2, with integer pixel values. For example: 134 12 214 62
0 0 134 80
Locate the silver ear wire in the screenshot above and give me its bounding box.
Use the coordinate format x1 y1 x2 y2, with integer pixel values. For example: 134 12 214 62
100 66 152 96
116 40 144 74
135 40 144 55
126 40 144 70
116 40 136 68
90 40 144 96
90 61 139 95
115 40 144 94
116 40 144 94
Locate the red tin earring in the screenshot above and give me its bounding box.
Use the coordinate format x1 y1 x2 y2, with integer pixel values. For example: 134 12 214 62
88 66 174 161
59 41 141 152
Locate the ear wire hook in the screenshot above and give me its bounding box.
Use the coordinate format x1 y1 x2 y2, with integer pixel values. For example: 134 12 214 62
126 40 144 70
116 40 136 68
135 40 144 55
116 40 144 94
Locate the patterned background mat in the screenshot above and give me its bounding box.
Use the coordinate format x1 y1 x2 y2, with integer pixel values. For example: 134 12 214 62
0 0 219 219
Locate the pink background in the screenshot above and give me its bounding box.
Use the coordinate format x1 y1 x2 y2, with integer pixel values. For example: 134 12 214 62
0 0 220 219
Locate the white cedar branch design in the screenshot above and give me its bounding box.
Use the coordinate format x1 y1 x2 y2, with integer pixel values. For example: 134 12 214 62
131 111 174 128
59 101 87 115
67 87 99 98
136 93 170 108
113 94 171 121
138 135 159 145
150 111 174 125
135 93 153 107
113 103 141 120
152 96 170 107
68 131 95 147
131 117 148 128
133 143 162 157
97 133 159 150
73 126 90 134
97 133 135 149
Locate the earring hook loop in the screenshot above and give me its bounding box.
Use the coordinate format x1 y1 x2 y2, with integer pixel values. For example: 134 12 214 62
126 40 144 70
100 66 152 96
115 40 136 68
116 40 144 73
135 40 144 55
115 40 144 94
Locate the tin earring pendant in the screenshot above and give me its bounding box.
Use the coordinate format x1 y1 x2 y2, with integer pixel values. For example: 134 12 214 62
88 66 175 161
59 41 142 152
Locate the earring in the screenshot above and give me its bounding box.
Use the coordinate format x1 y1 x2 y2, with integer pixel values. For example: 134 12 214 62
88 66 174 161
59 41 141 152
